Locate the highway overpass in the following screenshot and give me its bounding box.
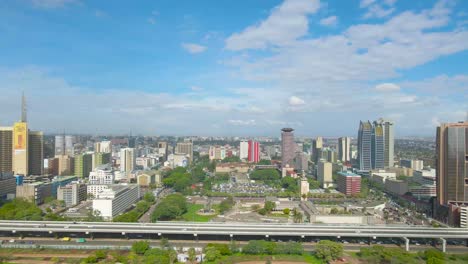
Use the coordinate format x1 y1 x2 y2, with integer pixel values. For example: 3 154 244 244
1 221 467 252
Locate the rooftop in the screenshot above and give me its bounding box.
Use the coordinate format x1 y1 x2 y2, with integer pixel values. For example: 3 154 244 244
338 171 360 177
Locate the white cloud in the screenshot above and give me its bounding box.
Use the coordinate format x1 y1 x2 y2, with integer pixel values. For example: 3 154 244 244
181 43 207 54
30 0 78 9
360 0 376 8
228 119 256 126
147 17 156 25
363 5 395 19
384 0 397 6
225 0 321 50
320 16 338 26
288 96 305 106
375 83 400 92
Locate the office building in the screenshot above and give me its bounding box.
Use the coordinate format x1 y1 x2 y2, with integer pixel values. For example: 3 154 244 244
248 140 260 163
294 151 309 171
56 155 74 176
312 137 323 163
299 177 309 200
28 131 43 175
89 164 114 185
436 122 468 206
157 142 168 162
65 136 74 156
337 171 361 196
16 182 52 205
92 184 140 220
0 127 13 173
371 121 384 170
327 150 337 163
120 148 135 173
51 176 78 197
317 161 333 188
381 119 395 167
175 141 193 163
384 178 408 196
12 122 28 175
338 137 351 162
209 146 226 160
45 157 59 175
137 171 159 187
358 121 373 171
281 128 295 168
92 152 111 170
0 172 16 200
166 154 189 169
57 183 87 207
239 141 248 160
95 141 112 153
75 153 92 178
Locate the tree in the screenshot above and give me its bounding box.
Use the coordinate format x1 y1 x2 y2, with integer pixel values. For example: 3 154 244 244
249 169 281 181
132 241 150 255
264 201 276 212
283 208 290 215
221 156 241 163
204 247 221 262
293 211 303 223
160 237 170 249
219 196 235 214
0 199 43 221
143 192 155 203
258 160 271 165
188 248 196 264
315 240 343 262
168 250 177 264
152 194 187 221
330 208 339 214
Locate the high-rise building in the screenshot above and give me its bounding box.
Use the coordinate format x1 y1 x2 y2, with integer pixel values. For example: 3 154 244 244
436 122 468 206
57 183 87 207
381 119 395 167
281 128 295 168
239 141 249 160
28 131 43 175
317 161 333 188
337 171 361 196
158 141 168 162
175 141 193 162
358 121 372 171
371 121 384 170
0 127 13 173
65 135 74 156
75 153 93 178
312 137 323 163
120 148 135 173
0 95 43 176
92 152 111 170
248 140 260 163
56 155 74 176
12 122 28 175
54 135 65 156
338 137 351 162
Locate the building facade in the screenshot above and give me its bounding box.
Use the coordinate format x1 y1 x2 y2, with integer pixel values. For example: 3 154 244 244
337 171 361 196
317 161 333 188
248 140 260 163
92 184 140 220
281 128 295 168
175 141 193 163
338 137 350 162
57 183 87 207
239 141 249 160
75 153 93 178
120 148 135 173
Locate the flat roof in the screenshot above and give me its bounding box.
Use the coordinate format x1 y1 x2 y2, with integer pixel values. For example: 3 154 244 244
337 171 360 177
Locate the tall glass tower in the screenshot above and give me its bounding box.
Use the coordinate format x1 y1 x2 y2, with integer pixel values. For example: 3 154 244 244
358 121 372 171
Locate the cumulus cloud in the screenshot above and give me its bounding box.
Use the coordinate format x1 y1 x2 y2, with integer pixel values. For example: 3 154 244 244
320 16 338 26
360 0 376 8
375 83 400 92
181 43 207 54
225 0 321 50
190 86 204 92
30 0 78 9
288 96 305 106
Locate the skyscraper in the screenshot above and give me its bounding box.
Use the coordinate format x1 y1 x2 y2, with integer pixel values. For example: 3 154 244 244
436 122 468 206
239 141 249 160
12 121 28 175
65 135 74 156
120 148 136 173
28 131 44 175
55 135 65 156
371 121 384 170
358 121 372 171
381 119 395 167
248 140 260 163
281 128 295 168
338 137 350 162
312 137 323 163
0 127 13 173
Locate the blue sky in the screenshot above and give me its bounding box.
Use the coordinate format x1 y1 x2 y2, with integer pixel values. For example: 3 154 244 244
0 0 467 137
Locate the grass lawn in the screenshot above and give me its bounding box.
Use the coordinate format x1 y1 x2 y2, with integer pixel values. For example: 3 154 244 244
182 204 218 222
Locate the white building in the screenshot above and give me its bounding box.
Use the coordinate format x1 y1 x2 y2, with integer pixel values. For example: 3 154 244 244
413 169 436 186
57 183 87 207
317 161 333 188
371 171 397 185
239 141 249 160
120 148 136 173
89 164 114 185
166 154 189 169
92 184 140 220
95 141 112 153
460 206 468 228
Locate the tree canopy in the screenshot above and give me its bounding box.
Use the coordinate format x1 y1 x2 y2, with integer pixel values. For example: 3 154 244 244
249 169 281 181
151 193 187 221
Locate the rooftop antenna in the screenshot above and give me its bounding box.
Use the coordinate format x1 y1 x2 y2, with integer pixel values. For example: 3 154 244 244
21 91 27 122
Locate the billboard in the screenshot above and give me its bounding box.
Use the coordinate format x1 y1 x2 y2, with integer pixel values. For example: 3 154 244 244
14 122 27 151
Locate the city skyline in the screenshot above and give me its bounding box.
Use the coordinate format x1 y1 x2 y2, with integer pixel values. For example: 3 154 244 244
0 0 467 136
